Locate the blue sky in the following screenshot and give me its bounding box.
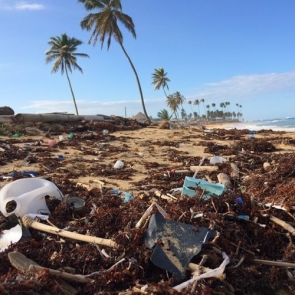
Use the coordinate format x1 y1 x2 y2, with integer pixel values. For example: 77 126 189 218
0 0 294 121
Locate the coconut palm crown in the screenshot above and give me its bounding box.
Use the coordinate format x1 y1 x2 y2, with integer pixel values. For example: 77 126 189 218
45 33 89 115
152 68 170 97
79 0 151 123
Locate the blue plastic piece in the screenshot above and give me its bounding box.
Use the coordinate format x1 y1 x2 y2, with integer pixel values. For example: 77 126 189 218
122 192 134 203
237 197 243 205
182 177 225 199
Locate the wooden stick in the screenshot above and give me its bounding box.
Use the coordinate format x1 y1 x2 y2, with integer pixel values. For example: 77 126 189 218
22 215 118 248
135 203 155 229
253 259 295 268
269 215 295 236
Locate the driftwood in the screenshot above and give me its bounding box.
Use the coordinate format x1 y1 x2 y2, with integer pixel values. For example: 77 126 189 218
8 251 79 294
269 215 295 236
6 113 115 123
22 215 118 248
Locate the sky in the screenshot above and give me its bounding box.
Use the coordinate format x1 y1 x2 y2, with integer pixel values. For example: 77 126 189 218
0 0 294 121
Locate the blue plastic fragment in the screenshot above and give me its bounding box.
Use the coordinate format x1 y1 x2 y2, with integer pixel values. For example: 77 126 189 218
237 197 243 205
182 176 225 199
121 192 134 203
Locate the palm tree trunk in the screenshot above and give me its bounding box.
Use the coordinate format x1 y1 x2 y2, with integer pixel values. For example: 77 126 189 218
65 67 79 115
163 88 168 98
119 43 151 124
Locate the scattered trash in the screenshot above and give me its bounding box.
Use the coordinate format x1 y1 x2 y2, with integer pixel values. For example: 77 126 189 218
145 212 216 280
210 156 227 165
68 132 74 139
236 196 244 205
59 135 65 141
121 192 133 203
173 251 230 291
217 172 232 188
182 176 226 199
66 196 85 211
1 120 295 294
0 224 22 252
114 159 124 169
47 139 56 147
0 178 63 217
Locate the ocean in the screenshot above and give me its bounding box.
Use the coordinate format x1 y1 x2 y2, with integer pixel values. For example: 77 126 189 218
227 117 295 132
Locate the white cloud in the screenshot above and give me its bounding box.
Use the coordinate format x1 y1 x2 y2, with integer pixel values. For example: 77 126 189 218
0 1 45 11
196 71 295 101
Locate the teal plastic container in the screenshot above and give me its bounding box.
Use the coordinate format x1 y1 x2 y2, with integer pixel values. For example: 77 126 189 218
182 177 225 199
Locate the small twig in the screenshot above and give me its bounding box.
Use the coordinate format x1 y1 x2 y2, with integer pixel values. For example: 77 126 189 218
92 243 109 259
253 259 295 268
177 212 186 222
259 199 275 213
235 241 241 255
107 258 126 272
211 200 218 213
46 219 58 228
135 203 155 229
228 256 245 270
85 258 126 278
269 215 295 236
225 240 255 255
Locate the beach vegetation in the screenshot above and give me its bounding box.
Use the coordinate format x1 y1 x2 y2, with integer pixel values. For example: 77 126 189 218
45 33 89 116
152 68 170 97
79 0 151 124
157 109 172 121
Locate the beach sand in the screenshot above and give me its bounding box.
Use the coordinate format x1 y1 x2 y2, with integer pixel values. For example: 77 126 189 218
2 123 294 192
1 120 295 294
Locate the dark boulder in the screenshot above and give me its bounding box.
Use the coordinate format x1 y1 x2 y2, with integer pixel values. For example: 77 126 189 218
0 106 14 115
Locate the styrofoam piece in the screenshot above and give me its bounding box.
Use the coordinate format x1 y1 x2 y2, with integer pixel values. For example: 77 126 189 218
0 224 22 252
210 156 227 165
0 178 63 217
114 160 124 169
182 176 225 199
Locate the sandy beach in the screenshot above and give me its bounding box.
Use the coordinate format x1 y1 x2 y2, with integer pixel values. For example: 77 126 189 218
1 119 295 294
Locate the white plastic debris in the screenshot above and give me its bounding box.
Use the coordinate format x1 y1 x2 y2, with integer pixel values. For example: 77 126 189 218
210 156 228 165
0 178 63 217
0 224 22 252
114 160 124 169
173 252 230 292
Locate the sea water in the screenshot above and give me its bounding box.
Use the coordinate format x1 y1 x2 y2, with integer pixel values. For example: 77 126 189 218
226 117 295 132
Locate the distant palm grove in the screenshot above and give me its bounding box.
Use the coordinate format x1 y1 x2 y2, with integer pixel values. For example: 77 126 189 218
152 67 243 122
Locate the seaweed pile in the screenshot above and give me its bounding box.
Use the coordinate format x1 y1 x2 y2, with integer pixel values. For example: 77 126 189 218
1 121 295 294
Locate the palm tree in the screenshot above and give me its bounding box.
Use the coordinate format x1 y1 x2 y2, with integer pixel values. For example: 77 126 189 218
188 100 194 113
152 68 170 97
79 0 151 123
206 104 210 120
220 102 225 119
174 91 186 111
166 94 179 120
200 98 206 118
194 99 200 118
157 109 171 121
45 33 89 115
